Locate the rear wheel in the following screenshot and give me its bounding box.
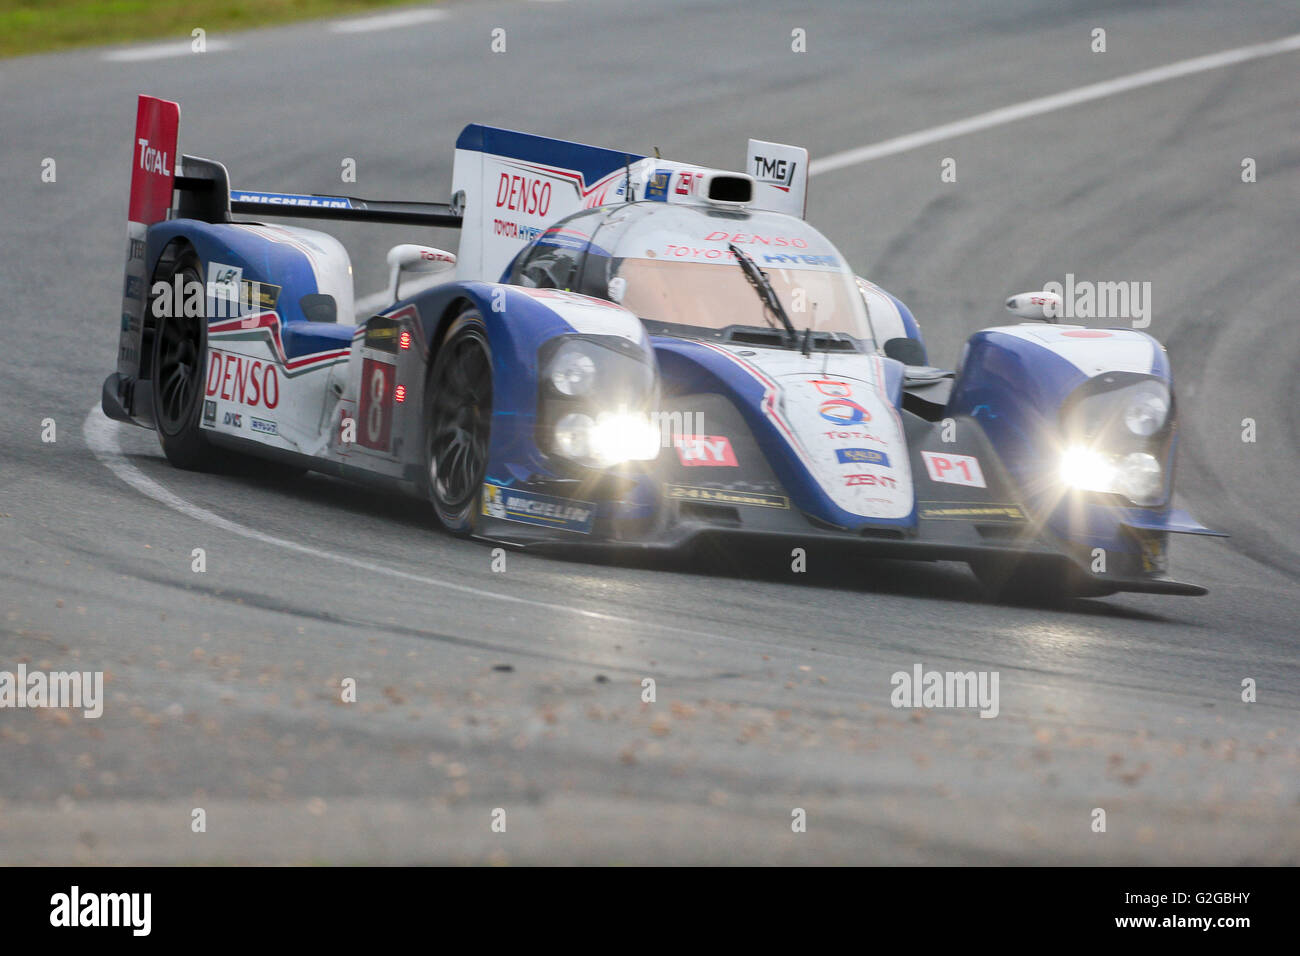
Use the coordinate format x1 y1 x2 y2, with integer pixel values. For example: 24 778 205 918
151 251 222 471
423 311 493 533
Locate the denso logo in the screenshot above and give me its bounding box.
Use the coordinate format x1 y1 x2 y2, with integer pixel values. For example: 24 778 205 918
206 350 280 409
496 173 552 217
705 231 808 248
136 138 169 175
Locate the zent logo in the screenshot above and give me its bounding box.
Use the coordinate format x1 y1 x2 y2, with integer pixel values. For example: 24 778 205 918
818 399 871 426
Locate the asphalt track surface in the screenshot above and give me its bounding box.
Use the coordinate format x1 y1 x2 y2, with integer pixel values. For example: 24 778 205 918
1 0 1298 864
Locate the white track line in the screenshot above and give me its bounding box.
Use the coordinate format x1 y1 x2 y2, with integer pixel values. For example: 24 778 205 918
810 32 1300 176
102 40 232 62
82 405 659 628
329 9 446 33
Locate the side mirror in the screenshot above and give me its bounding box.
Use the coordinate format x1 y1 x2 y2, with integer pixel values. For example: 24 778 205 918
1005 290 1062 323
386 244 456 303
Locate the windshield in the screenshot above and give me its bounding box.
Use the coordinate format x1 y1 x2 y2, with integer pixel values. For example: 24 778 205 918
591 205 871 340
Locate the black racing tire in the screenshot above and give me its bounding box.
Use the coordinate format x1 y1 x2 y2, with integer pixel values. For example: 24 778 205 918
422 310 493 534
151 250 223 471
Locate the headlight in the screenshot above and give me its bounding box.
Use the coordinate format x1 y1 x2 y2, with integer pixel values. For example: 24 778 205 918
554 410 659 468
1114 452 1163 505
1122 383 1169 437
1067 376 1172 444
538 334 659 469
554 412 596 460
1058 374 1174 506
549 345 597 397
1060 446 1163 506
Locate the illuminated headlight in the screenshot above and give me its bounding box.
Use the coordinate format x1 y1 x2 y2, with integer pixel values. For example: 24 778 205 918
548 344 598 397
1123 384 1170 437
1060 446 1116 494
554 410 660 468
1060 446 1163 505
554 412 596 461
1114 452 1163 505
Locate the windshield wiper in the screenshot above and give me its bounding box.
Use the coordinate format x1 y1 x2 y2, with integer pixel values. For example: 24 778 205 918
728 243 797 345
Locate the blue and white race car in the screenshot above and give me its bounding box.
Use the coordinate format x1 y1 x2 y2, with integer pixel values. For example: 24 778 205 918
103 95 1223 600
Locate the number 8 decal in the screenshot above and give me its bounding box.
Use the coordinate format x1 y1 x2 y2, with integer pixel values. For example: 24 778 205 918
367 365 385 444
358 358 395 451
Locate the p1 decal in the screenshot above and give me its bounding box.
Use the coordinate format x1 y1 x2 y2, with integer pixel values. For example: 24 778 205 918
358 359 395 452
206 349 281 410
836 447 889 467
674 435 738 467
818 398 871 426
482 484 596 534
920 451 986 488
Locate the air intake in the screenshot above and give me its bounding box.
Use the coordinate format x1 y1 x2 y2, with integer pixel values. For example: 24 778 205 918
704 173 754 207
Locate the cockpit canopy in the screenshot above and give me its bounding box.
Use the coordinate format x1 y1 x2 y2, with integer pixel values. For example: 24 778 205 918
508 202 872 343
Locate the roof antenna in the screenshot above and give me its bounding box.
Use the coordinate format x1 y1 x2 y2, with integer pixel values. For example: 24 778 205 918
653 145 661 159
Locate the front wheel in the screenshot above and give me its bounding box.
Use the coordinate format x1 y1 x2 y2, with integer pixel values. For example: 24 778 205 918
423 311 493 534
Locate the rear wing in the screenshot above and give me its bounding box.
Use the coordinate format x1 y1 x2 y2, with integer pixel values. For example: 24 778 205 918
125 94 464 230
120 95 810 328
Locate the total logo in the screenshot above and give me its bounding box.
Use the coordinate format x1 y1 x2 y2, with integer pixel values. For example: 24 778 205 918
818 398 871 426
136 137 168 175
823 429 887 443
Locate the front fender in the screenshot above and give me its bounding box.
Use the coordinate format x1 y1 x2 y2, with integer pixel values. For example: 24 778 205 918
945 323 1219 556
406 282 655 485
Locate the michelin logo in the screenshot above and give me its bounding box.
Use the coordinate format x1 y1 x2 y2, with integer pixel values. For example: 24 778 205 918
231 191 352 209
482 484 595 534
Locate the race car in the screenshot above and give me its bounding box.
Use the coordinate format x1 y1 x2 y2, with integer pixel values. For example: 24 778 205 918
103 95 1224 601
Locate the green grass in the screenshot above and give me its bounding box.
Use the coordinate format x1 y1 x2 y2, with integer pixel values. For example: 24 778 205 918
0 0 430 58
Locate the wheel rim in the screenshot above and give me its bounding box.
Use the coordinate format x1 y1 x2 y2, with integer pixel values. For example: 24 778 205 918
428 331 491 509
155 268 203 435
